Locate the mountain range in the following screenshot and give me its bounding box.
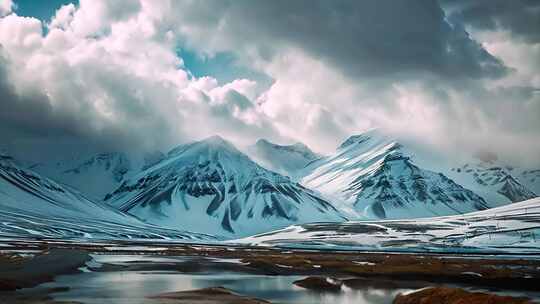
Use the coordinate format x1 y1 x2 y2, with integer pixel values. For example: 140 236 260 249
104 136 345 237
448 157 538 204
0 152 213 241
29 152 132 201
1 130 537 240
300 131 491 219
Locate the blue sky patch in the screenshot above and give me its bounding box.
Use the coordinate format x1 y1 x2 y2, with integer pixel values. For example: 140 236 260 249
178 48 273 88
13 0 75 21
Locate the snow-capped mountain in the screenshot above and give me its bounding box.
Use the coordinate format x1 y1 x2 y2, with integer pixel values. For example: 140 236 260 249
247 139 322 178
0 153 211 241
235 197 540 254
105 136 346 238
449 161 536 204
30 152 133 201
438 149 537 206
300 129 490 219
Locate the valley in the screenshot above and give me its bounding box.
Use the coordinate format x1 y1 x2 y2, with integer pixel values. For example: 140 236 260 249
2 0 540 302
1 131 539 303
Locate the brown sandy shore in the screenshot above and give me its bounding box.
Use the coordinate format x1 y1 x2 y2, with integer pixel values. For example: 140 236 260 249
1 239 539 303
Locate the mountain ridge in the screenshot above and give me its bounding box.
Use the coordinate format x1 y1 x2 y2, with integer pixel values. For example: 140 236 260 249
0 152 212 241
300 130 495 219
247 138 322 179
105 136 346 238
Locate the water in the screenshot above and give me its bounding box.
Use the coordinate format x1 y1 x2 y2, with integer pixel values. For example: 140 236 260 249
17 253 540 304
42 272 406 304
27 254 409 304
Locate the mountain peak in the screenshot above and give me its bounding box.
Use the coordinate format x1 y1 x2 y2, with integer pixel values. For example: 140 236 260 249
302 128 492 219
338 128 384 150
167 135 239 160
199 135 238 150
203 134 227 143
290 142 311 151
255 138 272 146
255 139 315 155
249 139 321 178
105 135 344 237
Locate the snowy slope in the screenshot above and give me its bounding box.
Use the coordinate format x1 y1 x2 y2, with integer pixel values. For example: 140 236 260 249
30 152 132 201
301 129 490 219
141 150 166 171
105 136 346 238
247 139 322 179
520 169 540 194
448 161 536 205
0 154 212 241
235 197 540 254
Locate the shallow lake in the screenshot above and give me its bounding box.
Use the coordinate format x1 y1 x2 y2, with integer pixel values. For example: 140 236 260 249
18 253 540 304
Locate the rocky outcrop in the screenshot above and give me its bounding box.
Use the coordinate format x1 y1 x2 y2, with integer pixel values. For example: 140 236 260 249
0 249 91 290
293 276 343 292
393 287 533 304
148 287 271 304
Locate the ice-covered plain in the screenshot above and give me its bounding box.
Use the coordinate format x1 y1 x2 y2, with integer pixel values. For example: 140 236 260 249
235 197 540 254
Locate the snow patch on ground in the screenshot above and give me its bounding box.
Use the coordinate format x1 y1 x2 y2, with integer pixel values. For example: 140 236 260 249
233 197 540 254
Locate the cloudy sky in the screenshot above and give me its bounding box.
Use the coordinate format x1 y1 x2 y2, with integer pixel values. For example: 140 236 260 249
0 0 539 166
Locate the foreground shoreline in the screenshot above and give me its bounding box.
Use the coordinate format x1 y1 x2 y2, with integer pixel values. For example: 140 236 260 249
2 238 540 293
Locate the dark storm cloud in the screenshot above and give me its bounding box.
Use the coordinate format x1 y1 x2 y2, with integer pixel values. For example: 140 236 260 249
0 54 78 143
0 51 168 160
171 0 508 81
1 0 538 166
441 0 540 43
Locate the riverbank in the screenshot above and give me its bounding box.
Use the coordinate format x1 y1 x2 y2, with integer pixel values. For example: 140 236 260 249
1 239 539 303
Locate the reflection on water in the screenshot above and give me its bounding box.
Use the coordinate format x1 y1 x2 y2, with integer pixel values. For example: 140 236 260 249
20 253 540 304
41 272 407 304
24 254 408 304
